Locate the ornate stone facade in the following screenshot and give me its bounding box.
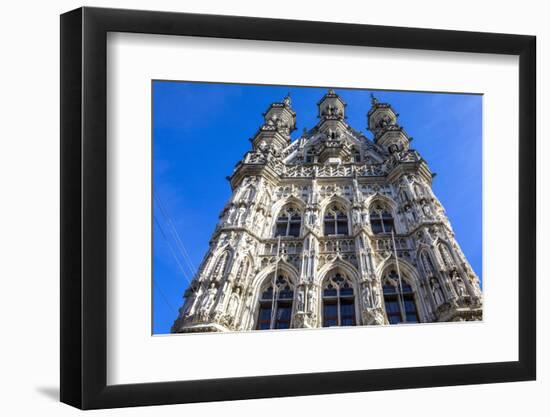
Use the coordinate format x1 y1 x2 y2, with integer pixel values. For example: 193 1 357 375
171 90 483 333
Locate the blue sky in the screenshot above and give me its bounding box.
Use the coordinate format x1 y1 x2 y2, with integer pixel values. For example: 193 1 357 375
152 81 482 335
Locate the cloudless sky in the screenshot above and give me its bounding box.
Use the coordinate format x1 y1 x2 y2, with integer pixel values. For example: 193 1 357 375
153 81 482 335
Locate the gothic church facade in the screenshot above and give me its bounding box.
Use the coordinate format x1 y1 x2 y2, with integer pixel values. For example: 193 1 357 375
172 90 483 333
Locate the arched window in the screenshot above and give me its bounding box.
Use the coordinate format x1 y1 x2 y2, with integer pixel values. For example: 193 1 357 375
382 270 419 324
305 150 314 163
369 203 394 234
256 274 294 330
324 204 349 236
322 273 356 327
275 206 302 237
352 148 361 163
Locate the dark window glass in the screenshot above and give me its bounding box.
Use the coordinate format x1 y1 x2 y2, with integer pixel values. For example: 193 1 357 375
323 301 338 327
382 219 394 233
371 209 394 234
383 285 396 294
337 220 348 235
324 219 335 235
384 283 419 325
340 286 354 296
288 222 300 237
340 299 356 326
261 288 274 299
402 284 413 293
259 305 272 321
257 275 295 330
324 287 337 297
371 219 384 234
279 287 294 300
275 209 301 237
275 223 287 237
257 303 272 330
322 274 356 327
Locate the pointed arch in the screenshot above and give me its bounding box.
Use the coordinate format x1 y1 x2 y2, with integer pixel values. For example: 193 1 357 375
320 196 351 236
319 194 351 214
273 205 303 237
376 256 428 323
207 245 234 281
416 246 438 278
316 260 361 327
367 194 398 235
249 261 299 330
434 239 457 269
316 258 361 287
365 193 398 212
234 253 254 284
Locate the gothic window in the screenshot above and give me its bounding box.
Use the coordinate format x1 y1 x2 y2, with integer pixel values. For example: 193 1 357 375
256 274 294 330
324 204 349 236
382 270 419 324
275 206 302 237
322 273 356 327
370 204 394 235
352 148 361 163
305 150 314 164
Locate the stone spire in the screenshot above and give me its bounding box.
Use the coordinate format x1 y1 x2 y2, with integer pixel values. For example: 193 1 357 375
367 95 410 153
318 88 346 121
251 95 296 153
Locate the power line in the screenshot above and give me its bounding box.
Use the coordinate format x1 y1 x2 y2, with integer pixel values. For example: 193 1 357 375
154 191 198 278
153 214 193 286
153 278 178 316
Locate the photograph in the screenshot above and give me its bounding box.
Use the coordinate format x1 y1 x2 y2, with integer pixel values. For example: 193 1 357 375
153 82 484 334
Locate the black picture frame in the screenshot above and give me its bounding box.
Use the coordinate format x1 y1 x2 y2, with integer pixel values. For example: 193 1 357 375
60 6 536 410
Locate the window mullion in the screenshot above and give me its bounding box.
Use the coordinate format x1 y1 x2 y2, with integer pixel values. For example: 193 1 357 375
271 289 278 330
337 288 341 325
398 286 406 323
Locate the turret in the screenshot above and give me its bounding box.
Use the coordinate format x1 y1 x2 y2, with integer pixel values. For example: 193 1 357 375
367 94 410 153
252 95 296 153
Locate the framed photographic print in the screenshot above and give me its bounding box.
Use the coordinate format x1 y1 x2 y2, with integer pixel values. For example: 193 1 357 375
60 6 536 410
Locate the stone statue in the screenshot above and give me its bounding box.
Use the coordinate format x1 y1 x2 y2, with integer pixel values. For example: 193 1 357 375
307 286 317 313
297 288 305 312
371 284 382 308
451 272 468 297
200 283 217 312
431 278 445 306
227 290 240 318
362 285 372 309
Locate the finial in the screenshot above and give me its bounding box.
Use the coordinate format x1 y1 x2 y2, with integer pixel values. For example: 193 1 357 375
328 88 336 95
370 93 378 105
283 93 291 106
